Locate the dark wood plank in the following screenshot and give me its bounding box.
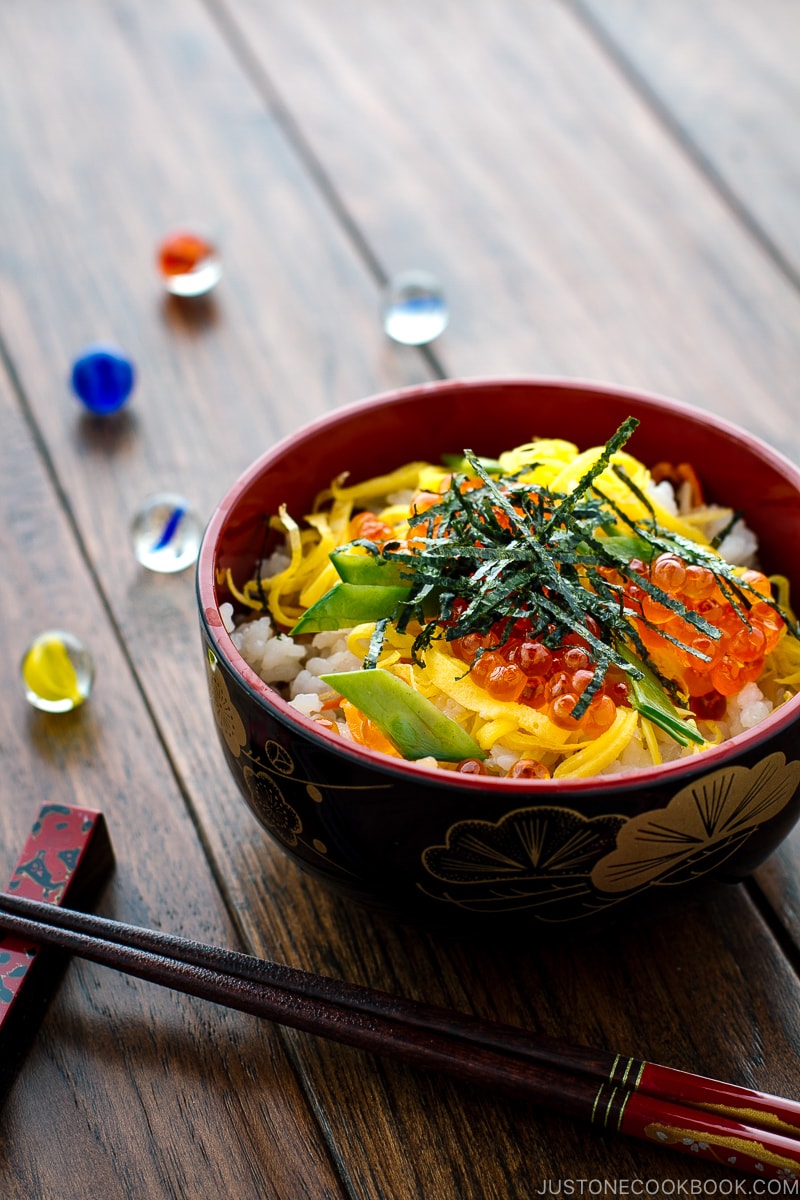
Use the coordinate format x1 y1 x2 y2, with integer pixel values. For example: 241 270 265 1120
749 832 800 949
219 0 800 462
1 1 799 1196
0 368 346 1198
0 0 435 1196
570 0 800 284
0 0 433 530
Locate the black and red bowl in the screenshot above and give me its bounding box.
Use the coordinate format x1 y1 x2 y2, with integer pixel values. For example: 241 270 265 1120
197 378 800 934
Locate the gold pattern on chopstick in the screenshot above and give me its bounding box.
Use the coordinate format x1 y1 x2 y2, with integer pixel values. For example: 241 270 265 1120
645 1123 799 1173
693 1101 800 1137
608 1054 645 1091
591 1083 632 1133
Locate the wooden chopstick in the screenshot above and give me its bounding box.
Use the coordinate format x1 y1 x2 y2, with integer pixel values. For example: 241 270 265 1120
3 890 796 1136
2 892 799 1180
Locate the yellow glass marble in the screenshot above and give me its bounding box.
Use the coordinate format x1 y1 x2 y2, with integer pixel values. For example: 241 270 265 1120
21 630 95 713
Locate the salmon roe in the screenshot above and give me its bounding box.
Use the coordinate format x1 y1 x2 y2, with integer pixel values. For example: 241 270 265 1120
349 511 395 542
457 758 488 775
630 557 782 722
447 554 783 737
449 615 628 737
506 759 551 780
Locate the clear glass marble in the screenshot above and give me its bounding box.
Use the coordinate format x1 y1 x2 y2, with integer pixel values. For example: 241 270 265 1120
157 231 222 297
70 344 135 415
382 270 448 345
131 493 202 573
21 630 95 713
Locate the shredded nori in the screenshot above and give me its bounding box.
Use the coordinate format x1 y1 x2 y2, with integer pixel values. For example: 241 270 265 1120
335 418 797 721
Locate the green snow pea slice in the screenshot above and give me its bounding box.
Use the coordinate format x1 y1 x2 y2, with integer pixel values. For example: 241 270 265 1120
618 646 704 746
291 583 411 635
597 534 654 563
320 669 486 762
441 452 504 474
330 551 414 586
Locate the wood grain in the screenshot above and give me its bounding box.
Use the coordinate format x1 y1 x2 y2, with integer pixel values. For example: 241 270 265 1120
0 363 344 1197
558 0 800 960
0 0 798 1196
570 0 800 284
220 0 800 460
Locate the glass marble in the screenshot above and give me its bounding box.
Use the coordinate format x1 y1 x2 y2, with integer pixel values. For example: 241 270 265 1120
157 230 222 297
382 270 448 345
131 493 203 573
70 344 135 415
21 630 95 713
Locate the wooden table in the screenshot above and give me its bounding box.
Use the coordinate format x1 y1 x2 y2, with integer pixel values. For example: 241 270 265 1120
1 3 799 1196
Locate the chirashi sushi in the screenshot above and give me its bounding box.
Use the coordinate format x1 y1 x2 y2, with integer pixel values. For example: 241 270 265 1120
220 418 800 780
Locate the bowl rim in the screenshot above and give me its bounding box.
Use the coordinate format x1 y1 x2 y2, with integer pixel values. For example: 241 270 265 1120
197 375 800 794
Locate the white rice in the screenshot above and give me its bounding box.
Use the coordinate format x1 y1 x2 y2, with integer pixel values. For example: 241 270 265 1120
726 680 773 732
220 601 236 634
231 617 307 684
485 744 522 774
651 480 679 514
230 615 359 717
714 523 758 569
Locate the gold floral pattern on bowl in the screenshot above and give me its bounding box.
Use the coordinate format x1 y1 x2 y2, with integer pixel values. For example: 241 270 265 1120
206 648 246 757
419 752 800 921
419 807 626 919
202 607 800 924
197 377 800 932
242 764 303 847
591 752 800 893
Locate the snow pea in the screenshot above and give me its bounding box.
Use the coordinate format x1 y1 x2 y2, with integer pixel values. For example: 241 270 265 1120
320 669 486 762
596 534 654 563
618 646 704 746
291 583 410 635
330 551 413 586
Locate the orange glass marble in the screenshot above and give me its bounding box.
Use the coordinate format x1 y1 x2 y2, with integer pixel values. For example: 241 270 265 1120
157 230 221 297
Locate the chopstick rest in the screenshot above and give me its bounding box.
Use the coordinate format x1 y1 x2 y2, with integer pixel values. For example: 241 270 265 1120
0 804 113 1099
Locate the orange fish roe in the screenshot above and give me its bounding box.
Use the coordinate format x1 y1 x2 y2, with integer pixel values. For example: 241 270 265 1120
445 553 787 739
506 759 551 780
454 755 552 779
456 758 488 775
341 699 401 756
450 616 623 737
241 420 799 777
625 556 783 720
348 510 395 542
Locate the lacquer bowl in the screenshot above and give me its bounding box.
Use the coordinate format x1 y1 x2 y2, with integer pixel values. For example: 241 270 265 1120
196 378 800 935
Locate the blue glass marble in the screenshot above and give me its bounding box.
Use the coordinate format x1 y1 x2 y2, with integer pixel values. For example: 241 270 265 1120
70 344 135 414
382 270 449 345
131 493 203 573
